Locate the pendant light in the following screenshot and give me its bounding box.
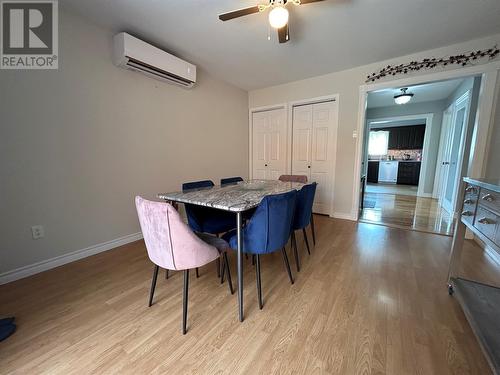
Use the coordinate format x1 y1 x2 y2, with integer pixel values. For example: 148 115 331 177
394 88 414 105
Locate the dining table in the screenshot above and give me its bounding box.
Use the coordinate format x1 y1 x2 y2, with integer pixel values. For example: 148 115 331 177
158 179 305 322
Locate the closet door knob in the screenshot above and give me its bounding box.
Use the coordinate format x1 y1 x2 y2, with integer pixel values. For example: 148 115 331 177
307 166 311 168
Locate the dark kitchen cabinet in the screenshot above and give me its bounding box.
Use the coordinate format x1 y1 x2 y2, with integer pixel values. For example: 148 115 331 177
367 161 379 183
386 125 425 150
397 161 421 185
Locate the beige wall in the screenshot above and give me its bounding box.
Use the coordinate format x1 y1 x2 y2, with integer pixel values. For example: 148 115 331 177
0 9 248 275
249 33 500 217
485 74 500 179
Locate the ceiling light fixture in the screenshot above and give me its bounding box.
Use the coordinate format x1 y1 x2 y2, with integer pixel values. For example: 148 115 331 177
268 6 289 29
394 88 414 105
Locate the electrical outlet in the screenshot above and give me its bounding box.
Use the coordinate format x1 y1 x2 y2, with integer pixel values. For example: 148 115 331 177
31 225 45 240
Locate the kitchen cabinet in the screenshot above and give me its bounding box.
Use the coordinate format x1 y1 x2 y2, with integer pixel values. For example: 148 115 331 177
367 161 379 183
397 161 421 185
385 125 425 150
378 161 398 183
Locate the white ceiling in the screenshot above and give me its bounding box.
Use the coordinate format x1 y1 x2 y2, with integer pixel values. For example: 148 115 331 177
60 0 500 90
366 78 464 108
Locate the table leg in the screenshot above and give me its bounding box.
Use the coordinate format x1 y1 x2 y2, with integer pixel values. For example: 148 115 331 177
237 212 244 322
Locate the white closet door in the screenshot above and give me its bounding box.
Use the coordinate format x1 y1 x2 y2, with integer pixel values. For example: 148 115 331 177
310 101 336 214
291 100 337 215
292 105 313 178
252 108 287 180
252 111 269 180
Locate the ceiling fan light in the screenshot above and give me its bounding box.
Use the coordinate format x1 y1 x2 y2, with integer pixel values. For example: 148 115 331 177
269 6 289 29
394 88 414 105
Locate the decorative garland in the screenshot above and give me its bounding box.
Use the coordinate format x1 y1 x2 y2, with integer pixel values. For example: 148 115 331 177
366 46 500 83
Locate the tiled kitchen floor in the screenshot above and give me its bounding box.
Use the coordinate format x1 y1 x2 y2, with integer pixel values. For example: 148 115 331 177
365 182 417 196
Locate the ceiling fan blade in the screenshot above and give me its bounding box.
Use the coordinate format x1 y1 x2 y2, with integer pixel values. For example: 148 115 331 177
299 0 326 3
277 24 290 44
219 6 260 21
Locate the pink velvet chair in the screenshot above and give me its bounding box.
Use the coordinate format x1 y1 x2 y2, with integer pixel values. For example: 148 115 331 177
135 196 233 334
278 174 308 184
278 174 316 245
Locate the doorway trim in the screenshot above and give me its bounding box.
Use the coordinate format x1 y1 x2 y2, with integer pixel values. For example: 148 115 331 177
288 94 340 217
352 60 500 221
366 113 434 197
248 103 288 179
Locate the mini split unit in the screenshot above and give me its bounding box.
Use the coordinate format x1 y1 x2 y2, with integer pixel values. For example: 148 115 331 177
113 32 197 88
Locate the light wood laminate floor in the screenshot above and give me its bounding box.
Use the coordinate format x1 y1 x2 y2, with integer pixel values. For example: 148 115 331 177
0 217 496 374
361 192 455 236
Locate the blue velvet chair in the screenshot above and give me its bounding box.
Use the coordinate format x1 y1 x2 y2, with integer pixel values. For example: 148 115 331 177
224 190 297 309
290 183 317 272
182 180 236 235
183 180 237 278
221 177 243 186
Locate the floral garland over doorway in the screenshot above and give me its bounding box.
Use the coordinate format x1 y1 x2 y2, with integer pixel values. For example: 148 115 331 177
366 46 500 83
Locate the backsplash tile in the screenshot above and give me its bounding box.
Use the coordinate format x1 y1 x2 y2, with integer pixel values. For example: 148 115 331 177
387 149 422 160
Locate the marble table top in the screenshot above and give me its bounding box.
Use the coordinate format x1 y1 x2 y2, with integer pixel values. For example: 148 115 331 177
158 180 305 212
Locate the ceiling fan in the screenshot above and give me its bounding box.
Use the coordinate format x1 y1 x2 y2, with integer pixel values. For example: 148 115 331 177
218 0 326 44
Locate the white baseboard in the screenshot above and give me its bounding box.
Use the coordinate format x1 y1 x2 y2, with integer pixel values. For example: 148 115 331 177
332 211 357 221
0 232 143 285
417 192 433 198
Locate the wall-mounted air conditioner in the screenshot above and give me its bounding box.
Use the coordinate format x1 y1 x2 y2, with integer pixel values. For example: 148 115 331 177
113 32 196 88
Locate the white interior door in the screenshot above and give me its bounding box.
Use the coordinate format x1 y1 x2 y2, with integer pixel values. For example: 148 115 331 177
440 93 470 214
252 108 287 180
435 105 453 201
292 100 338 215
292 105 313 177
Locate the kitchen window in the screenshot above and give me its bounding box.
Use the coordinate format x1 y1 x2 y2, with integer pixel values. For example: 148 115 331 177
368 130 389 156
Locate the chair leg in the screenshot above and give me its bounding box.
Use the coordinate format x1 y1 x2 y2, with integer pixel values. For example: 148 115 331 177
255 254 263 309
252 254 255 266
148 265 159 307
223 252 234 295
220 255 225 284
303 228 311 255
292 231 300 272
216 258 221 278
310 213 316 246
196 268 199 278
281 248 294 285
182 269 189 335
165 269 169 279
